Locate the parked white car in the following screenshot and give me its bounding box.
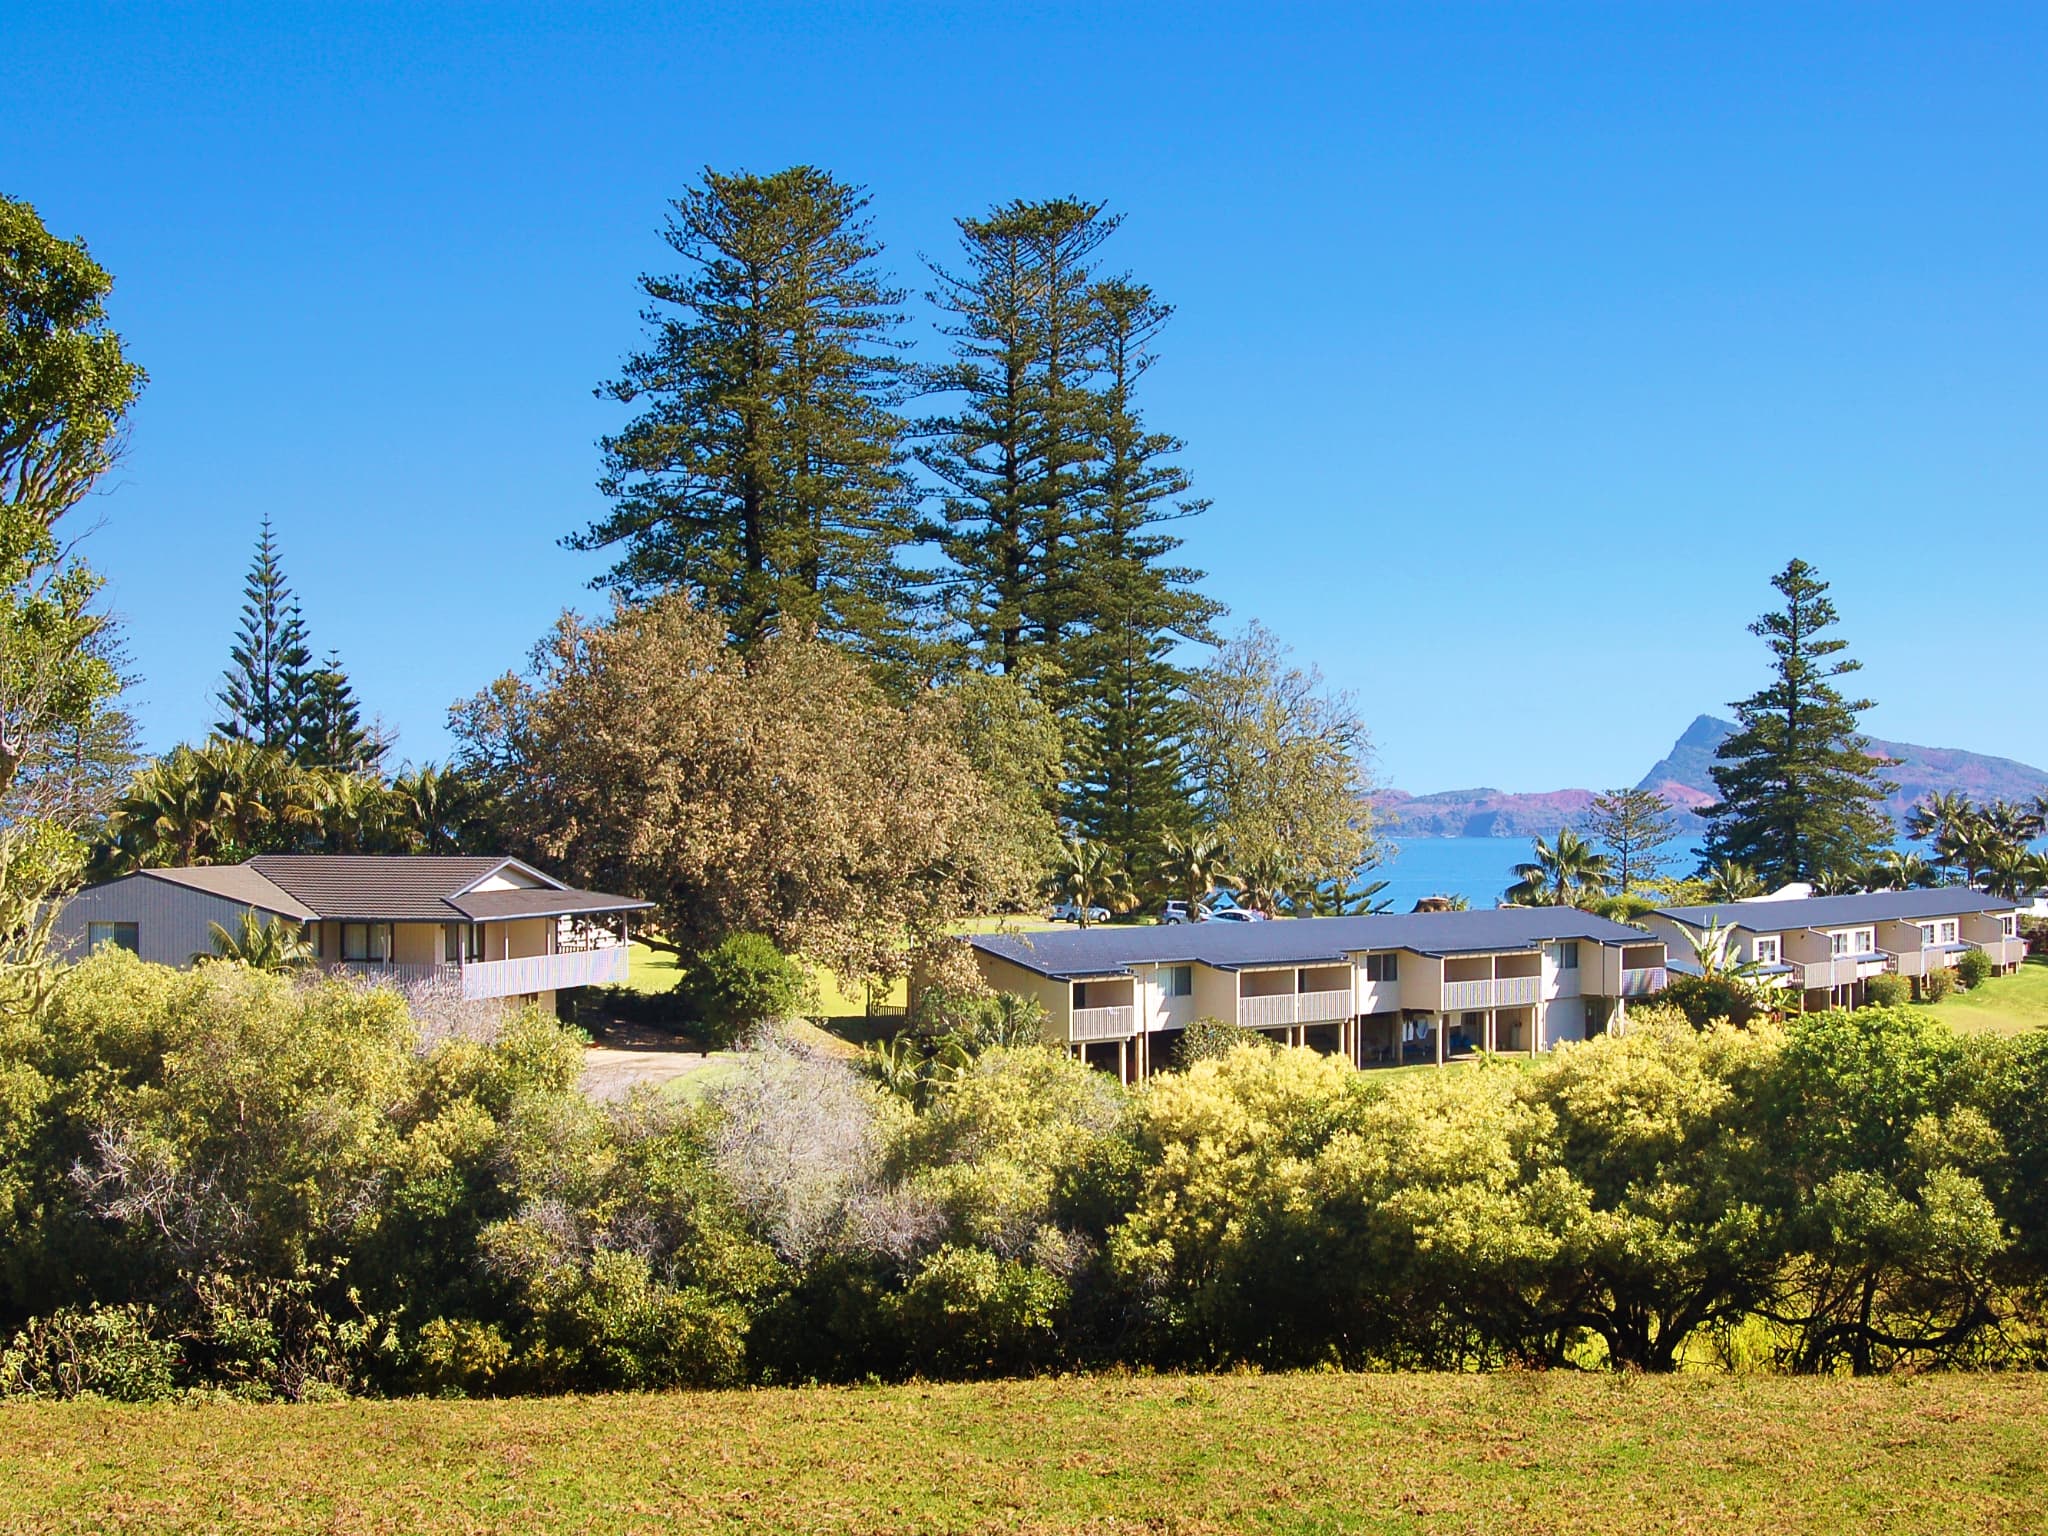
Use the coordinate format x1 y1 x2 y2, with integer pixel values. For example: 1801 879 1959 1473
1049 901 1111 924
1206 906 1269 923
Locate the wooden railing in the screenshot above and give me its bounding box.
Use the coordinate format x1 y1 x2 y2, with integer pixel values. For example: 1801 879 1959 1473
1071 1004 1136 1042
461 946 630 1000
1620 966 1667 997
1237 989 1354 1030
1494 974 1541 1006
324 947 631 1001
1441 979 1493 1011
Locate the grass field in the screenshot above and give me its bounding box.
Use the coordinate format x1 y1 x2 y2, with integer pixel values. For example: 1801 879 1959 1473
1920 955 2048 1039
3 1372 2045 1534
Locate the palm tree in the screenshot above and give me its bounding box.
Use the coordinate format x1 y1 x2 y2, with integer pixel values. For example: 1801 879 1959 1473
1048 833 1131 927
1908 791 1973 881
1504 829 1611 908
198 910 315 971
1702 859 1763 903
1156 828 1233 911
390 762 470 854
1864 849 1937 891
1808 864 1866 896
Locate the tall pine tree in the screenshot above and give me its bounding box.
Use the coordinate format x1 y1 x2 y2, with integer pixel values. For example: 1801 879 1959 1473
1703 559 1893 882
920 198 1119 679
296 650 384 774
1066 278 1221 878
216 515 314 751
572 166 925 674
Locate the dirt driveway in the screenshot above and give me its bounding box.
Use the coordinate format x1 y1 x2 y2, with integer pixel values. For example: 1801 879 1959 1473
576 1018 745 1102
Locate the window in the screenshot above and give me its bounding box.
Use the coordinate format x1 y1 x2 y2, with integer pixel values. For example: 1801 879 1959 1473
2003 916 2018 938
1161 965 1192 998
1754 937 1780 965
1830 931 1849 956
1547 942 1579 971
87 921 138 953
1852 929 1874 955
1940 921 1958 945
1364 952 1400 983
341 923 388 962
1919 924 1937 945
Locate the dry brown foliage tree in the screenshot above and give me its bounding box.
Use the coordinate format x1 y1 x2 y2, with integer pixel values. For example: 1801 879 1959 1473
452 596 1037 985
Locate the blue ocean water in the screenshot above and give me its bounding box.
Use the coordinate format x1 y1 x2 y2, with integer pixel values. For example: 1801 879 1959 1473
1371 835 2043 910
1371 837 1703 910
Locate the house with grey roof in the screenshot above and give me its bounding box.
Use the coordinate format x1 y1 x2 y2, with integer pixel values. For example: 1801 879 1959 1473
55 855 650 1014
1643 888 2027 1009
966 909 1668 1081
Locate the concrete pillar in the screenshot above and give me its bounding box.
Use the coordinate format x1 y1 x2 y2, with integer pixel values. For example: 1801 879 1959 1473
1484 1011 1497 1053
1435 1013 1446 1067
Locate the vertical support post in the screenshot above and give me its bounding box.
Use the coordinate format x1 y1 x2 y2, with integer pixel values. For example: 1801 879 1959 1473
1435 1013 1446 1066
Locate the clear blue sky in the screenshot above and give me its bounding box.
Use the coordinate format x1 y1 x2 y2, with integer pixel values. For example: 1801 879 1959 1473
8 2 2045 792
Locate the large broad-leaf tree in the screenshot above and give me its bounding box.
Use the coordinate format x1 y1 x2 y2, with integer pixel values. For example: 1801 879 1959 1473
0 195 145 986
1702 559 1893 884
1182 622 1379 906
449 595 1040 984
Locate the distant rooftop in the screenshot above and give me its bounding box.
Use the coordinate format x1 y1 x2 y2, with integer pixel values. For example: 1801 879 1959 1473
1654 888 2018 932
969 908 1660 981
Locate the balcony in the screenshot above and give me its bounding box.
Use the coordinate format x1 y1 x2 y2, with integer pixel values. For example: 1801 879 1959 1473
326 945 631 1002
1494 975 1541 1006
1237 989 1354 1029
1619 966 1667 997
1072 1004 1137 1042
1441 978 1495 1010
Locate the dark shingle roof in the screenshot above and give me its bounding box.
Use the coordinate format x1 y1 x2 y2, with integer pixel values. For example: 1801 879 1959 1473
246 855 528 919
145 864 315 920
1653 889 2019 932
452 887 652 921
969 908 1660 981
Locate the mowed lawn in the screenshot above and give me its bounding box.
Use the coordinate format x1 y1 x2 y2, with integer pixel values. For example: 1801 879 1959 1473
1920 955 2048 1039
4 1372 2046 1535
624 915 1068 1019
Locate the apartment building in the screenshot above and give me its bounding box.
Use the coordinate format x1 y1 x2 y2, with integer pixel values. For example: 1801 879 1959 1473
55 855 651 1015
967 909 1668 1081
1643 888 2027 1009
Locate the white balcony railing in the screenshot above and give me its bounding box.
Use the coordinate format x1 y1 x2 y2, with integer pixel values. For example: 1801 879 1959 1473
325 946 631 1002
1441 979 1493 1011
1071 1004 1137 1042
1237 989 1354 1030
1494 974 1541 1006
461 946 631 1000
1619 966 1667 997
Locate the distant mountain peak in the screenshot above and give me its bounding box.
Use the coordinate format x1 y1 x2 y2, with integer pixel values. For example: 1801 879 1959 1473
1375 716 2048 838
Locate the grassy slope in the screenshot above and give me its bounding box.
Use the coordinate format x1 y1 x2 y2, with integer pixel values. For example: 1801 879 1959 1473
624 917 1068 1019
1919 955 2048 1039
3 1373 2045 1534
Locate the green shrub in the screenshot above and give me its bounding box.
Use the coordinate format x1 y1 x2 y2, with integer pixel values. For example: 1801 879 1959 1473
1660 973 1767 1029
1923 966 1957 1002
890 1245 1068 1378
679 933 810 1047
411 1317 514 1397
1954 949 1994 989
1173 1015 1273 1068
911 984 1048 1049
0 1305 179 1402
1862 973 1910 1009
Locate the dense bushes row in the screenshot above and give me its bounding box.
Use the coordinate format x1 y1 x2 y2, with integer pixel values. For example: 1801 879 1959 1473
7 951 2048 1398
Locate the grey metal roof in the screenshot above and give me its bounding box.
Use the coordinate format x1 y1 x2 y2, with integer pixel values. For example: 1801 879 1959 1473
970 908 1661 981
143 864 315 920
1654 889 2019 933
452 887 652 921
